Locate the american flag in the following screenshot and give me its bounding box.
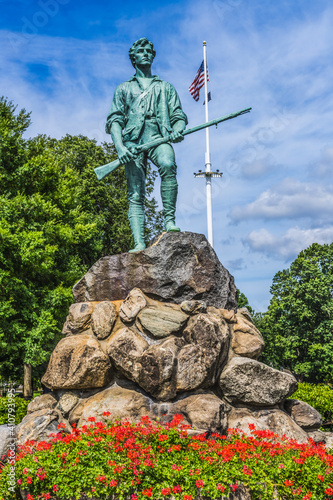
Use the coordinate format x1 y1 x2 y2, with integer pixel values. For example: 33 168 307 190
189 61 209 102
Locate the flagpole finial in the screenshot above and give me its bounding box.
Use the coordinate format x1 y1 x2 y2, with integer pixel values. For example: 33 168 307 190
203 41 206 45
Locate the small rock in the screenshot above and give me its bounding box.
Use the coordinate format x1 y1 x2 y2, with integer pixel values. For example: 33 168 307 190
119 288 147 323
219 357 298 406
42 334 113 390
69 385 151 427
284 399 323 430
228 407 308 443
27 393 57 414
62 302 94 335
324 432 333 450
180 300 207 315
106 327 148 383
57 392 79 417
137 305 188 338
91 301 117 339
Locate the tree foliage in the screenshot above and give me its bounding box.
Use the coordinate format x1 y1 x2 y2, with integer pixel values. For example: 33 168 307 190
258 242 333 383
0 97 163 382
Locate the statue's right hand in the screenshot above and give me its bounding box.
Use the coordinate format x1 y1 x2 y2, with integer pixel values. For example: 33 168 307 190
117 146 136 164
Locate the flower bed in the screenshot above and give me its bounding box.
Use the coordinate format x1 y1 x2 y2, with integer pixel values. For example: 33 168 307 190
0 414 332 500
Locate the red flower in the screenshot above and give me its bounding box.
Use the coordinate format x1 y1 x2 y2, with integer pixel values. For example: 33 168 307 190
88 417 96 422
26 495 33 500
131 496 138 500
26 477 32 484
17 479 22 485
110 479 118 487
196 480 204 489
103 411 111 417
217 485 226 492
57 423 66 429
142 488 153 497
161 488 171 496
183 495 193 500
285 480 293 487
53 485 59 492
231 483 238 492
325 488 333 497
173 485 182 494
317 475 324 482
243 465 253 476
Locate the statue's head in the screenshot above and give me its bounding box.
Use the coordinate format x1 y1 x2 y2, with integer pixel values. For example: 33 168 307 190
129 37 156 68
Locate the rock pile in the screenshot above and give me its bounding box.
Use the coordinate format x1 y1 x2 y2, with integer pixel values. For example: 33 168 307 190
17 232 327 447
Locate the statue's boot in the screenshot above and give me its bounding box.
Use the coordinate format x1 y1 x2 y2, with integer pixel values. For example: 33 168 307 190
128 214 146 253
161 182 180 232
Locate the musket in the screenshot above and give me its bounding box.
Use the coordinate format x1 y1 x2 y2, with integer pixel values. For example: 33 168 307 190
94 107 252 181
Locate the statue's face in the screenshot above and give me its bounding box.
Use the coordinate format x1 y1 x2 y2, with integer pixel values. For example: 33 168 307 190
133 43 154 68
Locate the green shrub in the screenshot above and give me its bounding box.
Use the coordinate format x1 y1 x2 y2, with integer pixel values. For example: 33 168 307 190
0 394 29 425
290 383 333 427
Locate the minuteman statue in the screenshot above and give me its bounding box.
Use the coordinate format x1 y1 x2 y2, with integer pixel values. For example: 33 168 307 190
105 37 188 252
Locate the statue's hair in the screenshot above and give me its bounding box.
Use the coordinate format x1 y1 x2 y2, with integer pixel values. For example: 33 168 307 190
129 38 156 67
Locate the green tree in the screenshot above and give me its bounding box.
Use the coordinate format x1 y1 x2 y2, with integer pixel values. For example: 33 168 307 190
0 98 163 390
236 289 254 315
259 242 333 383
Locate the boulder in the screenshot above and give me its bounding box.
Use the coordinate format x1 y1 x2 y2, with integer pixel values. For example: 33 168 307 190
0 425 16 461
119 288 147 322
42 334 113 390
27 393 57 414
284 399 323 430
307 430 327 443
106 327 148 383
56 392 79 417
62 302 94 335
177 314 229 391
138 337 184 400
69 385 151 427
91 301 116 340
17 408 71 445
228 407 308 443
72 232 237 310
219 358 297 406
171 394 231 434
324 432 333 450
137 304 188 339
231 309 265 359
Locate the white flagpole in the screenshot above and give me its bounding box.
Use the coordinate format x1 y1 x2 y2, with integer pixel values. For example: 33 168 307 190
203 41 213 247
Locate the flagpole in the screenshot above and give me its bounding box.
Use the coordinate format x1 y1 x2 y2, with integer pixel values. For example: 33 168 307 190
203 41 213 247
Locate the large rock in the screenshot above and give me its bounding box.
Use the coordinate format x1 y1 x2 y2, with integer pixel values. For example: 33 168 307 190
177 314 229 391
106 327 148 383
284 399 323 431
0 425 16 461
42 334 113 390
137 304 188 338
231 308 265 359
62 302 94 335
69 385 151 427
119 288 147 322
91 301 116 340
228 407 308 443
72 232 237 309
171 394 230 434
138 337 184 400
17 408 71 445
219 358 297 406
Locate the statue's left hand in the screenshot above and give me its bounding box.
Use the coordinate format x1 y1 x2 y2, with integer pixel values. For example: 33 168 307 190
170 131 184 143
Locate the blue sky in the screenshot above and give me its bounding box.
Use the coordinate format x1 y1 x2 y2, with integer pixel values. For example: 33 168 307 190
1 0 333 311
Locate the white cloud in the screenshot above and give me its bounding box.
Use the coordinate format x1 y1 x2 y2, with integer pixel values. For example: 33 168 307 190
245 226 333 261
229 179 333 222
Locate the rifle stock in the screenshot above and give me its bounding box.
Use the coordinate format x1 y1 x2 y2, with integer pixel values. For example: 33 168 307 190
94 107 251 181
